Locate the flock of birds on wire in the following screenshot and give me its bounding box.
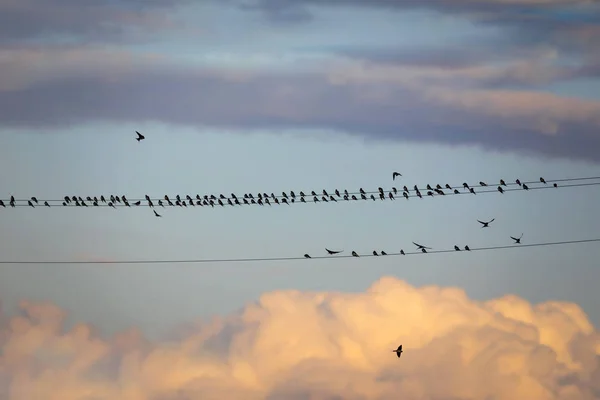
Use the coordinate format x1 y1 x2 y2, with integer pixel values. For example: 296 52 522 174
4 131 599 361
302 218 524 259
0 175 562 218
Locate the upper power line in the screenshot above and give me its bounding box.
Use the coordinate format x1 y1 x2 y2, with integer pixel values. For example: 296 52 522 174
2 176 599 211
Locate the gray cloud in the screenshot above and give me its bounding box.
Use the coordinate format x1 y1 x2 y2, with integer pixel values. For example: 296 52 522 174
0 0 191 45
1 48 599 162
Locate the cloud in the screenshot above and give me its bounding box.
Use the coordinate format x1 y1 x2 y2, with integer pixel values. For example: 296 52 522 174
0 0 191 45
1 46 600 161
1 277 599 399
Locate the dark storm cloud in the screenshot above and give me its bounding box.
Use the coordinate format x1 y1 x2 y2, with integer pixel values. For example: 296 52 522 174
0 0 191 44
1 55 599 162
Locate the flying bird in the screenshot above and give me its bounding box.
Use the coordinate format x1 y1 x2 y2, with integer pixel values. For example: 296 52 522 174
392 172 402 180
511 234 523 244
392 345 403 358
153 210 162 217
325 248 343 255
478 218 495 228
412 242 431 250
135 131 145 142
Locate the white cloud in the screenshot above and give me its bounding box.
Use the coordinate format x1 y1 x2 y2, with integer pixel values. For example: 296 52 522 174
1 276 599 399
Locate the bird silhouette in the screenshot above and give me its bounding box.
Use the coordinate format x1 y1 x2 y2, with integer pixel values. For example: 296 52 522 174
540 177 547 184
153 210 162 217
465 245 470 251
413 242 431 250
373 251 379 256
523 184 529 190
478 218 495 228
325 248 343 255
392 172 402 180
392 345 403 358
135 131 145 142
352 251 359 257
400 250 405 255
511 233 523 244
304 254 311 259
500 179 506 186
497 186 504 194
454 245 460 251
381 251 387 255
553 183 558 187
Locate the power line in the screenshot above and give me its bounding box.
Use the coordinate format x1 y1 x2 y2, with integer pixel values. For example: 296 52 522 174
0 238 598 265
3 178 600 208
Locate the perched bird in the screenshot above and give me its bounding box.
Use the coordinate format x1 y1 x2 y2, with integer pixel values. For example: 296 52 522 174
479 181 487 186
453 189 460 194
478 218 495 228
540 177 547 184
516 179 521 186
373 251 379 256
400 250 405 255
523 184 529 190
392 172 402 180
454 245 460 251
392 345 403 358
153 210 162 217
500 179 506 186
325 248 343 255
469 187 476 195
497 186 504 194
352 251 359 257
511 234 523 244
421 248 427 253
135 131 145 142
304 254 311 259
465 245 470 251
553 183 558 188
381 251 387 255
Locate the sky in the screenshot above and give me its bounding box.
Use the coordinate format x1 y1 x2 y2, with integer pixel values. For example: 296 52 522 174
0 0 600 398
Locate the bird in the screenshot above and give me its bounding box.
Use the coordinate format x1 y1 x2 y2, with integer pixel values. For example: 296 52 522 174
500 179 506 186
477 218 495 228
523 184 529 190
325 248 343 255
135 131 145 142
413 242 431 250
497 186 504 194
540 177 547 184
510 234 523 244
553 183 558 188
400 250 405 255
381 251 387 255
304 254 311 259
392 172 402 180
454 245 460 251
352 251 359 257
464 245 470 251
392 344 403 358
153 210 162 217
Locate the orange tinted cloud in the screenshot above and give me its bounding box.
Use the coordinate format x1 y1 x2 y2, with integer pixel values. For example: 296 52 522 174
1 277 599 399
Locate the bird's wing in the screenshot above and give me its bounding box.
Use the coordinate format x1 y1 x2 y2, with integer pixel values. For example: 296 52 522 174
510 236 517 241
412 242 423 248
489 218 495 223
477 220 485 225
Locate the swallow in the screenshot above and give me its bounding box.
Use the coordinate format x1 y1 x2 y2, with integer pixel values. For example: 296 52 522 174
0 200 4 207
463 182 469 189
453 189 459 194
500 179 506 186
44 201 50 207
304 254 311 259
553 183 557 187
135 131 145 141
478 218 495 228
516 179 521 186
381 251 387 255
464 245 470 251
469 187 476 195
497 186 504 194
373 251 379 256
153 210 162 217
392 172 402 180
403 192 409 200
413 242 431 250
28 200 34 208
479 181 487 186
352 251 359 257
31 197 38 204
523 184 529 190
454 245 460 251
326 248 343 255
540 177 546 184
511 233 523 244
445 184 452 190
400 250 405 255
392 345 403 358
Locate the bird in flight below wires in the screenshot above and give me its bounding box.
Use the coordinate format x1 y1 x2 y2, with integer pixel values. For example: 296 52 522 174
392 345 403 358
136 131 145 142
392 172 402 180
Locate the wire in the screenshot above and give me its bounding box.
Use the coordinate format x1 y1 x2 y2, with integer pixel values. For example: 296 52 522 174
0 238 598 265
3 180 599 208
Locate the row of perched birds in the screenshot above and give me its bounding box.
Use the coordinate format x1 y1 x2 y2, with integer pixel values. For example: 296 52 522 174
303 233 525 259
0 177 558 211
